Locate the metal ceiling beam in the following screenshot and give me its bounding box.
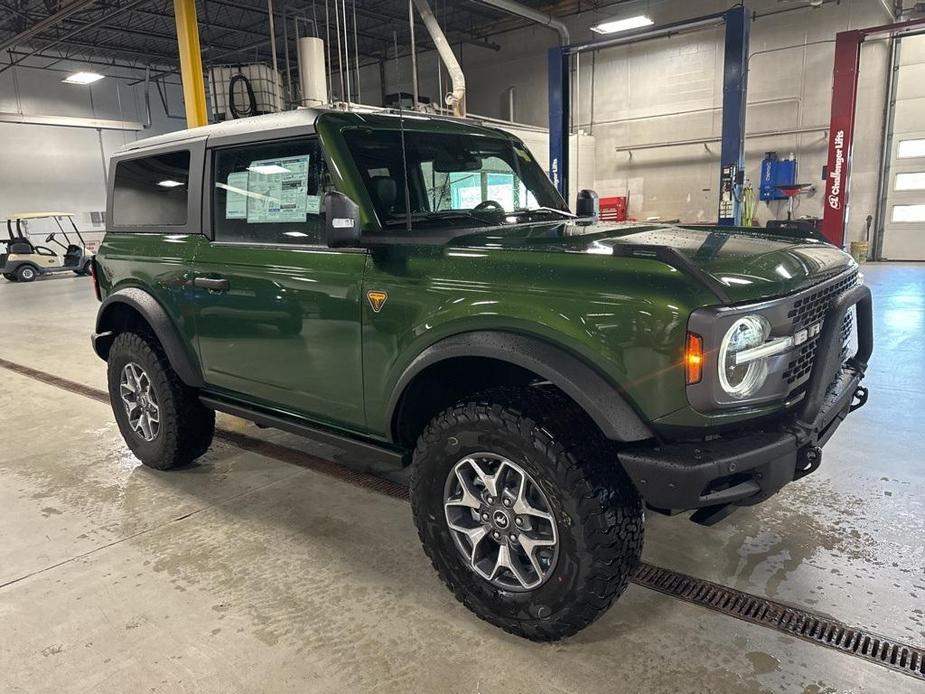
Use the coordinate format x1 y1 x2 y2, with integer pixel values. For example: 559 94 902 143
0 0 98 52
0 0 151 74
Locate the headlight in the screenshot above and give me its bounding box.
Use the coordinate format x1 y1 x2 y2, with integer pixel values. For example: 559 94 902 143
718 315 770 398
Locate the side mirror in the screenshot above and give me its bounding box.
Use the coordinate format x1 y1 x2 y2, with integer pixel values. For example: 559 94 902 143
575 189 599 225
323 191 361 248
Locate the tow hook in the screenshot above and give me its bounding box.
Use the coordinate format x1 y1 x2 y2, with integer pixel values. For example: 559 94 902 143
850 385 869 412
793 446 822 481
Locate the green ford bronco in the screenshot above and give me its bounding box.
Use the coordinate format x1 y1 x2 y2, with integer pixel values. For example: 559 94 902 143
91 108 872 641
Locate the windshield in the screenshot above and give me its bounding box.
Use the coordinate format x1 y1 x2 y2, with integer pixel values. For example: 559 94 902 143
342 128 568 229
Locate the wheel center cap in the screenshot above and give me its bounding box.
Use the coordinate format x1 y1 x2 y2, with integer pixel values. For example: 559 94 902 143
492 510 509 529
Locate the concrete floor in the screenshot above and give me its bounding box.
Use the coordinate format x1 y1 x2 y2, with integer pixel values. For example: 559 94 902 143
0 265 922 693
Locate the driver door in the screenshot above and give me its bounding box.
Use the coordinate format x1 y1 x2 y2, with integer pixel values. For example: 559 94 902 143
190 136 368 431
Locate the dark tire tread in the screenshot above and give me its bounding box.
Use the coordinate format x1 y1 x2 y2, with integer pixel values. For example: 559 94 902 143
410 386 644 641
107 330 215 470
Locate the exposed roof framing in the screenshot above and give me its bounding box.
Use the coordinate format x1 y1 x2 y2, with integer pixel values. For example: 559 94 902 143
0 1 630 80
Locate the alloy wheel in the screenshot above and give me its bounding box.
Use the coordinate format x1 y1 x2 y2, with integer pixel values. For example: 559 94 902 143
119 362 160 442
443 452 559 592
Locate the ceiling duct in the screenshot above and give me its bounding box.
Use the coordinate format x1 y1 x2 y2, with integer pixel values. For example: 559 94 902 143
468 0 570 44
412 0 466 116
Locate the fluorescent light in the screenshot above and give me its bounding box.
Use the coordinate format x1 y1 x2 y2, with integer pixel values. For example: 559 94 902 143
63 71 105 85
157 179 184 188
590 15 654 34
248 164 290 175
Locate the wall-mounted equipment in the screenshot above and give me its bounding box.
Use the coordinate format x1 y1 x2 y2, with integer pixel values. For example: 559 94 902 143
759 151 797 201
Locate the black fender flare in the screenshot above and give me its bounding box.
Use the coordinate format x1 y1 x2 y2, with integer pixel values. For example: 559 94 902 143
386 331 654 443
93 287 204 387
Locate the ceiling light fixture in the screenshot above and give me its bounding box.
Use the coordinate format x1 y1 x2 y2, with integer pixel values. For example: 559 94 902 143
63 71 105 85
157 179 185 188
590 15 654 35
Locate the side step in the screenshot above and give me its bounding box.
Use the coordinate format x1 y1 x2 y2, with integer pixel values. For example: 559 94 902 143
199 395 409 467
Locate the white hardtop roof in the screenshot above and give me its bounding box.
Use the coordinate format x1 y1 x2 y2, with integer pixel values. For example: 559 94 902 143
116 105 509 154
8 212 75 220
118 108 325 153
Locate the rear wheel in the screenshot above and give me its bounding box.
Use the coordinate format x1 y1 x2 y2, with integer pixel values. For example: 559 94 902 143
107 331 215 470
3 273 16 281
15 265 37 282
410 387 644 641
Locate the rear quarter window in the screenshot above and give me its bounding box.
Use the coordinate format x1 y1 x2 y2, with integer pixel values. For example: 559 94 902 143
111 150 191 227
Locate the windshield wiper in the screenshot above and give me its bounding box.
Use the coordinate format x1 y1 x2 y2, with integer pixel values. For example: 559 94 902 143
383 209 502 227
507 207 575 220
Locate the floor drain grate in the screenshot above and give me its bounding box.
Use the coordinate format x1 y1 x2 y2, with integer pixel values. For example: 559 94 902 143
2 357 923 679
633 563 925 680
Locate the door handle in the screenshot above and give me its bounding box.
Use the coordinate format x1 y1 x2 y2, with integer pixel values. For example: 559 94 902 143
193 276 230 292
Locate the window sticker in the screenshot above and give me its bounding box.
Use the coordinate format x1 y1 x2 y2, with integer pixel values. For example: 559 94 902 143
305 194 321 215
224 171 249 218
245 154 310 223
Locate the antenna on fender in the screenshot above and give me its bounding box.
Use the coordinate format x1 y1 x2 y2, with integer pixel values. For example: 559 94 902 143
393 31 413 232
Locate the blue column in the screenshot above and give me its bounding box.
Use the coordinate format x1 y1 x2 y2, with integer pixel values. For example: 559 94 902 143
718 5 749 226
548 46 570 201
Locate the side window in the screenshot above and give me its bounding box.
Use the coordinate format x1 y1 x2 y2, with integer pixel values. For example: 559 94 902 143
212 137 331 245
112 150 191 226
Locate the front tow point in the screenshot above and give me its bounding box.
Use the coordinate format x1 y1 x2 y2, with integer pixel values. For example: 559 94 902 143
793 446 822 481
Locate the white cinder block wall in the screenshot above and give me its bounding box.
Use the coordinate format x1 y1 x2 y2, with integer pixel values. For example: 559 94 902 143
0 58 185 245
355 0 895 244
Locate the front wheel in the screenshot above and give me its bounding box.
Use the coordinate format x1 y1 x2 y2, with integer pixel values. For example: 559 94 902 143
15 265 37 282
410 388 644 641
107 331 215 470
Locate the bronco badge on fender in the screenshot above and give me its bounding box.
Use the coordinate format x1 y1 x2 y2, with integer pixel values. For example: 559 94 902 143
367 290 388 313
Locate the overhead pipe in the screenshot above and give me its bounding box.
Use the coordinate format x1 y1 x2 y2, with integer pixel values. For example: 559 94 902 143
409 0 419 108
412 0 465 116
266 0 283 111
468 0 569 44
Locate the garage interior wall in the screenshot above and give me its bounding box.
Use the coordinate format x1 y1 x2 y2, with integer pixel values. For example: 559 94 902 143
0 58 184 245
0 0 902 246
358 0 894 243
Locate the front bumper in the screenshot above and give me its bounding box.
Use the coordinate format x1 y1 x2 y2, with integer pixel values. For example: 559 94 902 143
619 283 873 514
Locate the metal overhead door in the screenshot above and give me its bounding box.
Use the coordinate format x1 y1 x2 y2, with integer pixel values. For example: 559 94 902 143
883 35 925 260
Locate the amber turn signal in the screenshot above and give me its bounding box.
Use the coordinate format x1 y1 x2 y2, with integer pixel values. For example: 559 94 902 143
685 332 703 385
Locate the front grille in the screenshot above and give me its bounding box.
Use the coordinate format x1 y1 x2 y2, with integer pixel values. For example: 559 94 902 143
782 270 859 387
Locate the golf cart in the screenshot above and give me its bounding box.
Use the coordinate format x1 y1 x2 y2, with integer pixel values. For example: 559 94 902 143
1 212 93 282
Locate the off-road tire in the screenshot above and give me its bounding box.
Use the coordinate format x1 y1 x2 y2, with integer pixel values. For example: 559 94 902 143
410 387 644 641
15 265 37 282
107 331 215 470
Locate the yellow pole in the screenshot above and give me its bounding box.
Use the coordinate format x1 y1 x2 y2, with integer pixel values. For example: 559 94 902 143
173 0 208 128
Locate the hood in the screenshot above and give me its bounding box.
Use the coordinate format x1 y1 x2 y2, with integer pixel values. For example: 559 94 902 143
453 222 856 304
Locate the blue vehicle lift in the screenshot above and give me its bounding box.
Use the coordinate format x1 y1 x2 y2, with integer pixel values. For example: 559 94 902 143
548 6 750 226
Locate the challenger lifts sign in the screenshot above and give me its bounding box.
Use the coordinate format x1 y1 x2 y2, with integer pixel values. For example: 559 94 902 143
821 30 863 247
828 130 845 211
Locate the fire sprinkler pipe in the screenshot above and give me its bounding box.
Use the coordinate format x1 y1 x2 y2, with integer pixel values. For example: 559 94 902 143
411 0 465 116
